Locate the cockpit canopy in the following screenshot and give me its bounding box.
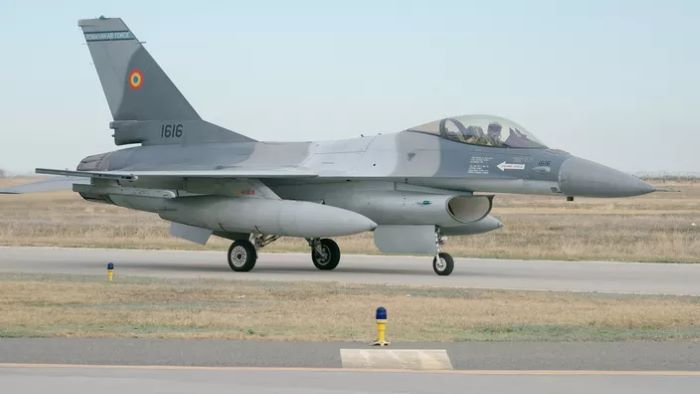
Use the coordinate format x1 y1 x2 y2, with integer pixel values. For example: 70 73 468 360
405 114 547 149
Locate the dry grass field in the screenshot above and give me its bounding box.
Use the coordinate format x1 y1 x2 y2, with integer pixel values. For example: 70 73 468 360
0 177 698 263
2 273 700 341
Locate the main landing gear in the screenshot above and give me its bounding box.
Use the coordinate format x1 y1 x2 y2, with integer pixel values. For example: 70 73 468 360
226 235 342 272
432 227 454 276
309 238 341 271
227 240 257 272
227 234 279 272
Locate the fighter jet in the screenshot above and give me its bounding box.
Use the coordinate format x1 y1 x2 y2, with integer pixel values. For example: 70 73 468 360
1 17 655 276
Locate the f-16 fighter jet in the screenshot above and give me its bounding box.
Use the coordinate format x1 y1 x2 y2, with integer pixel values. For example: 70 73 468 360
1 17 655 275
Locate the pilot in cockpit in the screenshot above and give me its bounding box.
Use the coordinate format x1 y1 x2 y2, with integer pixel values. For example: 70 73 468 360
462 125 485 145
487 122 503 146
409 115 547 149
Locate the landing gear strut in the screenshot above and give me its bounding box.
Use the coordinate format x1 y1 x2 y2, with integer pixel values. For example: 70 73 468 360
433 227 454 276
227 240 257 272
309 238 341 270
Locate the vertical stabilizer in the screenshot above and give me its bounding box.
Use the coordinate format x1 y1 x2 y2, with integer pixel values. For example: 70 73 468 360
79 17 199 121
78 17 254 145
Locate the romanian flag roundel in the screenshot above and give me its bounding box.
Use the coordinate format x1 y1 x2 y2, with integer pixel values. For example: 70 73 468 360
128 69 143 90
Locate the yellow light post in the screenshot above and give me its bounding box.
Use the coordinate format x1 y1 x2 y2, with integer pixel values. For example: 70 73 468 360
107 262 114 282
373 306 390 346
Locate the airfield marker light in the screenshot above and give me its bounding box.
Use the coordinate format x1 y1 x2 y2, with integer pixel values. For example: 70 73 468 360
373 306 390 346
107 262 114 282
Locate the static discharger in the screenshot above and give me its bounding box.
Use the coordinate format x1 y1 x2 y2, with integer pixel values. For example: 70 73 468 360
373 306 390 346
107 262 114 282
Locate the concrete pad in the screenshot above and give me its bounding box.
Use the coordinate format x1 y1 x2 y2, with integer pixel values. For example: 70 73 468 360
340 349 453 370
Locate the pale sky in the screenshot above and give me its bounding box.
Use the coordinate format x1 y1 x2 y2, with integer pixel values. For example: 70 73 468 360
0 0 698 174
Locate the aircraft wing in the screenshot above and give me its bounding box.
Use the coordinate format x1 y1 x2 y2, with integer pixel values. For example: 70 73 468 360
1 167 317 194
35 167 318 180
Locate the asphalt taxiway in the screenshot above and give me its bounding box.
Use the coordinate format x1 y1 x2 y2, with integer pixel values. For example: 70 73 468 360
1 246 699 295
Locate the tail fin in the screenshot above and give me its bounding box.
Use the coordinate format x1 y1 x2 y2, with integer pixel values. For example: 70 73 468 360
78 17 253 145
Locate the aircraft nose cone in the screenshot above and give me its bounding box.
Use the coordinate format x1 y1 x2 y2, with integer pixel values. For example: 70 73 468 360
559 156 655 197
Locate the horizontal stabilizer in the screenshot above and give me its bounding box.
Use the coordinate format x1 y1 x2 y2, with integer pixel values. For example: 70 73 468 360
36 168 135 180
36 167 318 180
0 177 88 194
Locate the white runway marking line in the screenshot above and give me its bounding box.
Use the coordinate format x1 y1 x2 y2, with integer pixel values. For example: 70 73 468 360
2 364 700 376
340 349 453 370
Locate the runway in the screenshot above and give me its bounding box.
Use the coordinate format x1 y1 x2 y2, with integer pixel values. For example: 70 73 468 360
1 246 699 295
2 338 699 371
2 338 699 392
3 364 699 394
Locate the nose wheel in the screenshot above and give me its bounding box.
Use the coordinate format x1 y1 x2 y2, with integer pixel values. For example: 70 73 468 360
432 226 454 276
227 240 257 272
310 238 340 270
433 252 454 276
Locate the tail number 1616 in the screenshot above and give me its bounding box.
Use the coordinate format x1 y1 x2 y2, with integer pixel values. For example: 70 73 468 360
161 124 183 138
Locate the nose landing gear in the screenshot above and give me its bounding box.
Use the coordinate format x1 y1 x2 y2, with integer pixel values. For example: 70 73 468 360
433 252 454 276
433 227 454 276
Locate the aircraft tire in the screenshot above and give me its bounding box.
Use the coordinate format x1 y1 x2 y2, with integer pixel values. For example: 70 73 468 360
311 239 340 270
432 252 454 276
228 240 257 272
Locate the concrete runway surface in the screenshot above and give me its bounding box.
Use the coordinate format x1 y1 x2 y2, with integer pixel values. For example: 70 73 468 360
3 364 700 394
2 338 699 392
2 338 700 371
1 246 699 295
